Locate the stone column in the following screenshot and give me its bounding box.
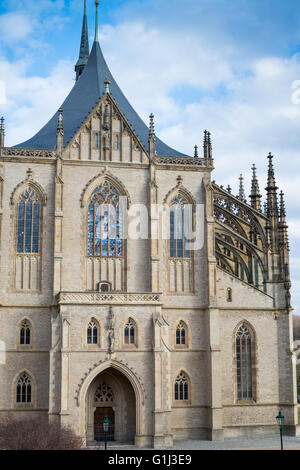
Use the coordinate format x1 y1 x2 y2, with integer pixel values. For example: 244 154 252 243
204 177 224 440
53 157 64 296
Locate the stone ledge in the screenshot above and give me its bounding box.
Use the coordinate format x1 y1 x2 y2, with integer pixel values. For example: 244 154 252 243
58 291 162 305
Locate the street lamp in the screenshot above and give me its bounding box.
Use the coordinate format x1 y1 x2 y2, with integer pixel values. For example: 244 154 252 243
276 411 285 451
103 415 109 451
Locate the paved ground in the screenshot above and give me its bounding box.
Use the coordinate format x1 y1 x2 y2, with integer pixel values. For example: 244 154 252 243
87 435 300 451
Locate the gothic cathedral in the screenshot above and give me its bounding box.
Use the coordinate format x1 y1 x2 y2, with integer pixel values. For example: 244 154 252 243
0 1 298 448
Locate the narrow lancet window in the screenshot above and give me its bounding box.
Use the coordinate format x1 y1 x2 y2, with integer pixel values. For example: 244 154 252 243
17 189 40 254
16 373 32 403
170 195 191 258
236 323 254 401
20 320 31 346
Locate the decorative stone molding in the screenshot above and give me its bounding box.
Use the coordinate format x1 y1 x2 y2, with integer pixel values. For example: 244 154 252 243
58 292 162 305
154 155 213 168
75 358 146 406
2 148 56 159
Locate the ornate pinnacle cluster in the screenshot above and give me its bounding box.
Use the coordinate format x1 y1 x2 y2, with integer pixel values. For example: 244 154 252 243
194 145 199 158
279 190 289 249
0 117 4 148
249 164 262 211
75 0 89 81
203 130 212 159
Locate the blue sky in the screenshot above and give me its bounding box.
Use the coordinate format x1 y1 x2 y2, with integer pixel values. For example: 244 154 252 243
0 0 300 313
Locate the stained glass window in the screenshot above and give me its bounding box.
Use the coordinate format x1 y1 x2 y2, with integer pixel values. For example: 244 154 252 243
170 195 191 258
124 319 136 345
17 189 40 254
20 319 31 345
236 323 253 401
87 319 98 345
16 373 32 403
88 181 123 257
174 372 189 401
176 321 187 345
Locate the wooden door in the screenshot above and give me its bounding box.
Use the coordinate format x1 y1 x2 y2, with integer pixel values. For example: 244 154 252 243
94 407 115 441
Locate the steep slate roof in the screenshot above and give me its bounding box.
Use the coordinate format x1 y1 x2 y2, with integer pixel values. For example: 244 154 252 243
15 41 189 157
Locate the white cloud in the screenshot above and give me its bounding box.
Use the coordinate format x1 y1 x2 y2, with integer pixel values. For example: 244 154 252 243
0 13 33 43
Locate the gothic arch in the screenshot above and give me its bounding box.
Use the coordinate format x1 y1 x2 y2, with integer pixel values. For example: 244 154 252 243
17 317 35 349
11 369 37 408
78 359 145 439
80 170 131 208
174 319 190 349
10 177 47 207
163 181 196 207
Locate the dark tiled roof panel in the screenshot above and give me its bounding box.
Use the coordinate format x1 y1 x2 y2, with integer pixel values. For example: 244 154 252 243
14 42 189 157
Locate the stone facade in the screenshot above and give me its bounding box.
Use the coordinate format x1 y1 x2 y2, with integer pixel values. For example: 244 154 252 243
0 3 298 449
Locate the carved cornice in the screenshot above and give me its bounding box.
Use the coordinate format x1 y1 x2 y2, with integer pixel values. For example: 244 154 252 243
58 292 162 305
2 148 56 159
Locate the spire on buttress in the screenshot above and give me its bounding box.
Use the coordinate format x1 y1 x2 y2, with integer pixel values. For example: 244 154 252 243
265 153 279 220
75 0 90 81
238 174 246 203
249 164 262 211
0 117 4 148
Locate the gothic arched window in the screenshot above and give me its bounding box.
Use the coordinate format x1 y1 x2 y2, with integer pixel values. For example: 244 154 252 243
20 319 31 346
235 323 255 401
87 319 99 345
88 181 123 258
176 321 187 346
174 371 189 401
170 195 191 259
124 319 136 346
17 188 40 254
16 373 32 403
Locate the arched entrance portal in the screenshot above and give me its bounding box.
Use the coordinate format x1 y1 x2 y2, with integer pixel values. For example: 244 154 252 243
86 367 136 443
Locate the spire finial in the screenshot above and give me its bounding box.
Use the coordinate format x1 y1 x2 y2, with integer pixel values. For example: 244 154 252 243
56 109 64 154
194 145 199 158
238 174 246 202
104 77 111 94
0 117 4 148
75 0 90 81
94 1 100 43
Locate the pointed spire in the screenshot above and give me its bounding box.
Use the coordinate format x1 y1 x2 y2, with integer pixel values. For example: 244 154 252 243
148 113 156 157
0 117 4 148
279 191 289 249
56 108 64 154
194 145 199 158
94 1 99 43
238 174 246 202
75 0 90 81
265 152 279 219
249 164 262 211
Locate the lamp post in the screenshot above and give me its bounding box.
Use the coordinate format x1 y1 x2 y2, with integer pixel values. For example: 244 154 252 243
103 415 109 451
276 411 285 451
